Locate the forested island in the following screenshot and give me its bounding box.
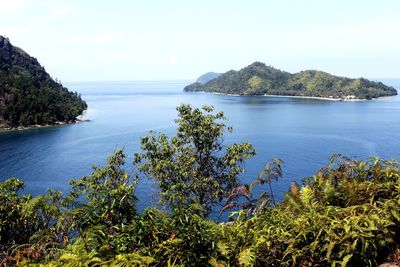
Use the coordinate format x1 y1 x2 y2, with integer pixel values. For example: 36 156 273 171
184 62 398 100
0 36 87 130
1 104 400 266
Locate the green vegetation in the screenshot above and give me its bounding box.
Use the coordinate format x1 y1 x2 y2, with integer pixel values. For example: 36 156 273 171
0 36 87 128
134 104 255 216
184 62 398 100
2 104 400 266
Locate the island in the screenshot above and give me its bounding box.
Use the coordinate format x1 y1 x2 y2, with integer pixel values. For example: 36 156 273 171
184 62 398 100
0 36 87 131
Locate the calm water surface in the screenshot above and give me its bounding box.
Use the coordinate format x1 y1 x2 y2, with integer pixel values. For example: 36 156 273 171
1 80 400 210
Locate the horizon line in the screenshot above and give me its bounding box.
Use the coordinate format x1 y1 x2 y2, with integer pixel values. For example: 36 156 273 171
64 78 195 83
63 77 400 83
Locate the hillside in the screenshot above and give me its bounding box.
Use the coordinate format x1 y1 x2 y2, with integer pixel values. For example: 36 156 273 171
0 36 87 128
184 62 398 100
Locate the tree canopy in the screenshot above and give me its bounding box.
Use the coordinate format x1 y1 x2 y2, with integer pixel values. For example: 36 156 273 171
134 104 255 216
0 36 87 128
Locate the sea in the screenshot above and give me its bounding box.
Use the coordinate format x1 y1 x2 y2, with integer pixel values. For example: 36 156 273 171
1 79 400 213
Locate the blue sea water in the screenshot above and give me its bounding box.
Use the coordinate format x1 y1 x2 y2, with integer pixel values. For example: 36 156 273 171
1 79 400 211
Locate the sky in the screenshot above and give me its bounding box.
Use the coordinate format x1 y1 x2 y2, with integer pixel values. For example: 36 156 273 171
0 0 399 81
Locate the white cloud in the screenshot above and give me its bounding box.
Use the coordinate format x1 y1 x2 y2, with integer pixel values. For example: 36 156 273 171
166 55 177 65
44 0 79 20
0 0 29 15
151 55 178 65
0 26 31 38
0 0 78 19
70 32 125 44
275 18 400 62
341 19 400 35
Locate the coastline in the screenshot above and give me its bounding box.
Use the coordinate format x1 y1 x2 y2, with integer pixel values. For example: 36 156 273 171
262 94 367 101
194 91 368 101
0 119 89 133
0 109 91 133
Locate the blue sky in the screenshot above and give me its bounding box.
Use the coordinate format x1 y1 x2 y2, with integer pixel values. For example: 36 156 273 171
1 0 399 81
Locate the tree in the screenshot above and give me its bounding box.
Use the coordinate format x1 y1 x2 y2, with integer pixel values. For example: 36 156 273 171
221 159 283 217
134 104 255 216
252 158 283 206
70 150 137 228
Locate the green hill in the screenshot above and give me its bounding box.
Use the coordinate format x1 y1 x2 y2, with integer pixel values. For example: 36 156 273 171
184 62 398 100
0 36 87 128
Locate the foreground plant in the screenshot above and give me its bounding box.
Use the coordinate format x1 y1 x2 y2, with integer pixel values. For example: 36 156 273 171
134 104 255 216
215 156 400 266
2 105 400 266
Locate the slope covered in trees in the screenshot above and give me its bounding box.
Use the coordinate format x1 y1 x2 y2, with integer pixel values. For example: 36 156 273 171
1 104 400 266
185 62 398 100
0 36 87 128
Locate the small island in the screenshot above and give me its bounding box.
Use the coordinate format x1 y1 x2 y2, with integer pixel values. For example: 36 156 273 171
184 62 398 100
0 36 87 131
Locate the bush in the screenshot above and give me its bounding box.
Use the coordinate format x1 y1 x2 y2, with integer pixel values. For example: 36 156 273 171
2 106 400 266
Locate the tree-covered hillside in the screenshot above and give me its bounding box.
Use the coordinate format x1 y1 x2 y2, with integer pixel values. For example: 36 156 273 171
185 62 398 100
0 36 87 128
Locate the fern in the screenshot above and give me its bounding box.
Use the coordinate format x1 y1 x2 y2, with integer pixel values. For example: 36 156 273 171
238 248 255 267
341 254 353 267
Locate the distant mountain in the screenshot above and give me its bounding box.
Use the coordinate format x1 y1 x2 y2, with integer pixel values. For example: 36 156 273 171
196 72 222 84
0 36 87 128
184 62 397 100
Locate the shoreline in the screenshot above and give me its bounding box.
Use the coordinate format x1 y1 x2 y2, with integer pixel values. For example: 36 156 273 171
262 94 367 101
0 119 89 133
195 91 369 101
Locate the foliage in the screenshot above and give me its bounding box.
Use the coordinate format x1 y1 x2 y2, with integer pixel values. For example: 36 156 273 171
221 158 284 218
2 106 400 266
0 36 87 127
134 104 255 216
70 149 138 229
138 206 221 266
217 155 400 266
184 62 398 100
252 158 283 206
0 179 69 265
